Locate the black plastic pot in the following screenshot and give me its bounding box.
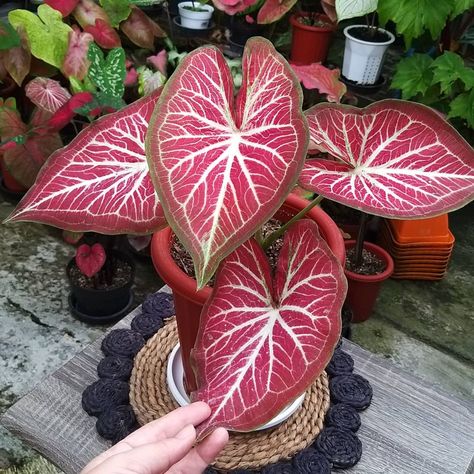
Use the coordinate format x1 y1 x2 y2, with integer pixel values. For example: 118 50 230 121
67 250 135 324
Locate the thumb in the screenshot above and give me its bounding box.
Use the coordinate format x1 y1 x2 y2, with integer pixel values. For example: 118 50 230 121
85 424 197 474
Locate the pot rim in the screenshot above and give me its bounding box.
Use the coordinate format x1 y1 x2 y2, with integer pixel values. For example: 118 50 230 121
343 25 395 46
151 193 346 303
178 1 214 13
289 13 337 32
344 240 394 282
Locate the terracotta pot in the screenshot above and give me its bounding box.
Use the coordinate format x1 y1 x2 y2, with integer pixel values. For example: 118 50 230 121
151 193 345 392
344 240 394 323
289 13 336 65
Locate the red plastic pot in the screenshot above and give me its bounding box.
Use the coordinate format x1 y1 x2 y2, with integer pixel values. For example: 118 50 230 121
344 240 394 323
151 193 345 392
289 13 336 65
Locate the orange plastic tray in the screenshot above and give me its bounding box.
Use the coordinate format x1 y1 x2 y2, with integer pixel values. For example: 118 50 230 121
386 215 452 244
378 234 453 257
380 222 455 249
391 272 446 280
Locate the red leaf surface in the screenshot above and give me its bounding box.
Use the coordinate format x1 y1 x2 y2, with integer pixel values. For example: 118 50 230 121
147 50 167 75
300 100 474 218
147 37 307 287
44 0 80 16
192 220 346 434
291 63 346 103
75 243 106 277
62 26 93 80
120 6 166 50
25 77 72 113
257 0 297 24
8 89 166 234
47 92 93 130
84 19 121 49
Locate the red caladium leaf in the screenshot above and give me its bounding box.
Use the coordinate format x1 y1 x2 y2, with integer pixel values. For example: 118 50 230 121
44 0 80 17
75 243 106 277
147 37 308 287
147 50 167 75
120 6 166 50
62 26 93 80
192 219 346 434
257 0 297 24
291 63 346 103
84 19 121 49
25 77 72 113
300 100 474 218
46 92 94 130
8 89 166 234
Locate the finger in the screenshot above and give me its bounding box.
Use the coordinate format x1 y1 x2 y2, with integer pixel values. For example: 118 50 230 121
83 424 197 474
167 428 229 474
82 403 211 472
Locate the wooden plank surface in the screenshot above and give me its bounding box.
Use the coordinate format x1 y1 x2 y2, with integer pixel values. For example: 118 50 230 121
2 288 474 474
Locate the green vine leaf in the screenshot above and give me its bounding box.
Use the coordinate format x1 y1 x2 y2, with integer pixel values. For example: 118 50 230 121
99 0 131 28
391 54 434 99
87 43 125 98
448 88 474 128
431 51 470 95
8 4 72 68
451 0 474 18
378 0 452 46
0 19 20 50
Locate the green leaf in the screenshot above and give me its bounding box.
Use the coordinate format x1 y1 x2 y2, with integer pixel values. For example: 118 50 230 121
99 0 131 28
448 88 474 128
431 51 468 94
335 0 378 22
8 5 72 68
0 19 21 50
87 43 125 98
451 0 474 18
391 54 434 99
75 91 125 116
378 0 452 46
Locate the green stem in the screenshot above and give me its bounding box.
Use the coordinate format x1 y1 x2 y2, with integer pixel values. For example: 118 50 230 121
262 194 325 250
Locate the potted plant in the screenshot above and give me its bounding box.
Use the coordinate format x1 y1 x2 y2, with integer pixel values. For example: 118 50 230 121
289 0 337 65
6 38 474 436
67 238 135 324
177 0 214 29
335 0 395 85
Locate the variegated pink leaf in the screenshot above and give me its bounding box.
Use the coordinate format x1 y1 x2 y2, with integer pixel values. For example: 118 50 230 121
257 0 298 24
300 100 474 218
62 26 93 80
192 219 346 434
147 37 307 287
291 63 346 103
25 77 72 113
120 6 166 50
7 89 166 234
73 0 110 28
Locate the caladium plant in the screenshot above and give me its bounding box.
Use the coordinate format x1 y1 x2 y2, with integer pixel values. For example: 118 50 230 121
5 37 474 436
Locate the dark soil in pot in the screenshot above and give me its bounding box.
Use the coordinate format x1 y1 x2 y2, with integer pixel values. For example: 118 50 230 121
345 247 386 275
348 27 392 43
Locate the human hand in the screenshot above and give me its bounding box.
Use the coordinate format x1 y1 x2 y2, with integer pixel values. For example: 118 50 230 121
81 402 229 474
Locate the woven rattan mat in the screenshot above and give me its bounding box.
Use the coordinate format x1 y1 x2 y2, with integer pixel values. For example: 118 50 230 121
130 320 330 470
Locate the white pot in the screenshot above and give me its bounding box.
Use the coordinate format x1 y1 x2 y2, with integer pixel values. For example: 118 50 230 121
167 343 305 430
342 25 395 85
178 2 213 30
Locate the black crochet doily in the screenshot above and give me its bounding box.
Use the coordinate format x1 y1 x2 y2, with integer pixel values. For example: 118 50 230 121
82 292 373 472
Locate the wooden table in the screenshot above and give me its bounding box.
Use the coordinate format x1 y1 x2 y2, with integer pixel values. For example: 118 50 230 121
2 288 474 474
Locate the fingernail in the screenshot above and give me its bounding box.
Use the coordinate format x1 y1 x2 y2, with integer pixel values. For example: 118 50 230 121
176 424 195 440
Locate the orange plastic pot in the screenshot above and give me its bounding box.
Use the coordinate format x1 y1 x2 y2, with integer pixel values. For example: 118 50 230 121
289 13 336 65
344 240 394 323
387 215 451 243
151 193 345 393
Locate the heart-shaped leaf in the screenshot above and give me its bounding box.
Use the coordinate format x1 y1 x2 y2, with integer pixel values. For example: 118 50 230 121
147 37 308 288
291 63 346 103
300 100 474 218
120 6 166 50
257 0 298 24
8 4 72 68
44 0 80 17
61 26 93 80
7 89 165 234
335 0 377 22
84 19 121 49
99 0 131 28
192 219 346 434
73 0 110 28
25 77 72 113
2 27 31 86
75 243 106 277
